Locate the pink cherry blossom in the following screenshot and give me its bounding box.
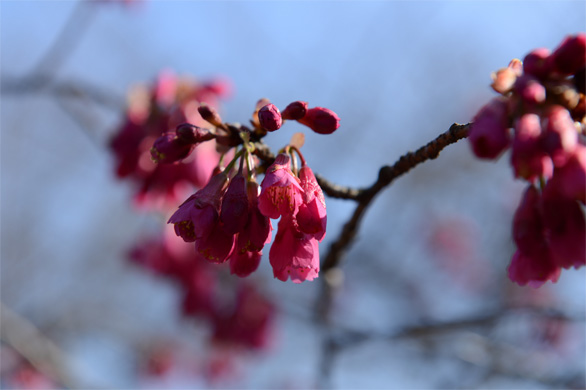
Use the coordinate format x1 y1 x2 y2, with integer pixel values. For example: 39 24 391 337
508 249 561 288
220 173 249 235
269 216 320 283
168 172 228 242
229 250 262 278
511 113 553 182
296 165 327 242
542 106 578 167
549 144 586 203
468 98 511 159
258 154 303 219
237 181 272 253
542 186 586 269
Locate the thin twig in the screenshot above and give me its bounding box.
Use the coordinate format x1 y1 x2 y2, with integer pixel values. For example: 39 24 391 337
1 76 125 110
20 1 96 90
0 303 82 388
321 123 470 275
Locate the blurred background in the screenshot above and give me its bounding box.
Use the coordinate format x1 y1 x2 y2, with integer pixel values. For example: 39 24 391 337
1 1 585 388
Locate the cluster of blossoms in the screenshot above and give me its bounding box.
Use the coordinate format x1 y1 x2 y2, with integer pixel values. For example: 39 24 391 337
153 99 339 282
130 230 274 349
109 70 230 208
468 34 586 287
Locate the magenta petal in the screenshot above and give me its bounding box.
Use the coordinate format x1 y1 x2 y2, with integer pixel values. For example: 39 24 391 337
512 186 548 258
196 224 235 263
543 192 586 269
297 166 327 241
507 250 561 287
468 98 511 159
259 154 303 219
297 199 326 242
229 250 262 277
551 145 586 203
220 174 249 234
269 217 320 283
238 207 272 252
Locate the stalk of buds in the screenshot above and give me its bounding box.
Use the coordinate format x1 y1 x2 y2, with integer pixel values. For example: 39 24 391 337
159 98 339 283
468 33 586 287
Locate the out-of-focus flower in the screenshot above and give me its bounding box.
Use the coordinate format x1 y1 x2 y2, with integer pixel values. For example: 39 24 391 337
468 98 511 159
110 70 230 209
212 284 274 349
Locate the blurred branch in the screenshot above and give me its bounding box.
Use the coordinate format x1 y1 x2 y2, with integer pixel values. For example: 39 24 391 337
316 305 583 386
2 76 125 110
0 302 82 388
20 1 96 90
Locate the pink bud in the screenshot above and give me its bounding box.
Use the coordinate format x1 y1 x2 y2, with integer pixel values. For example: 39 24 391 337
549 33 586 75
513 75 546 105
175 123 215 144
198 104 223 127
258 104 282 132
150 133 195 164
297 107 340 134
281 101 308 120
542 188 586 269
237 181 272 252
220 173 250 234
523 48 552 79
511 113 553 182
512 186 547 258
542 106 578 167
549 144 586 203
468 98 511 159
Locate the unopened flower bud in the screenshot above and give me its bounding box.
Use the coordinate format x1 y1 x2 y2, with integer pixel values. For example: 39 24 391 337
491 67 518 94
220 173 250 234
549 33 586 76
514 75 546 105
175 123 215 144
198 104 223 127
491 59 523 94
511 114 553 182
542 106 578 166
297 107 340 135
150 133 195 164
258 104 282 132
468 98 511 159
523 48 552 79
281 101 308 120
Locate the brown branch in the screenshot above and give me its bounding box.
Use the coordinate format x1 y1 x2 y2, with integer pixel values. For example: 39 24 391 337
321 122 470 274
252 141 361 199
314 122 470 327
